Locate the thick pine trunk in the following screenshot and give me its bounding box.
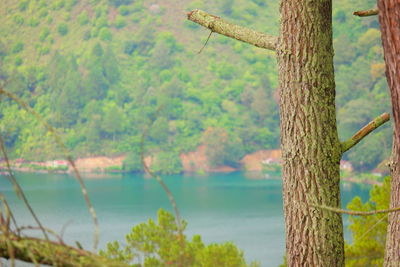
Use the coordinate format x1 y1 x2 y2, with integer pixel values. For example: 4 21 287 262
277 0 344 265
378 0 400 266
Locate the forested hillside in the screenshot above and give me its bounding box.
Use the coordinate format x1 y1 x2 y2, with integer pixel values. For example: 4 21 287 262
0 0 391 173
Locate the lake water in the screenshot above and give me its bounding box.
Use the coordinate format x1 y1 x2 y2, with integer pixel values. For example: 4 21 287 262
0 172 371 267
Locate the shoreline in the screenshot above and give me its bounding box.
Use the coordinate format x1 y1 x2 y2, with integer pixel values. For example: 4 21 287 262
0 166 384 186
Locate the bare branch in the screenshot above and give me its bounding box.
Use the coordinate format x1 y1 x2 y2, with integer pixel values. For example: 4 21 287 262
353 8 378 17
0 137 49 242
341 112 390 153
311 204 400 216
0 88 99 250
187 9 277 51
140 106 183 233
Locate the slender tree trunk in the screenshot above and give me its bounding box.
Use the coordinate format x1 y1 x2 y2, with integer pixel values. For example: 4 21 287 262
385 138 400 266
277 0 344 265
378 1 400 265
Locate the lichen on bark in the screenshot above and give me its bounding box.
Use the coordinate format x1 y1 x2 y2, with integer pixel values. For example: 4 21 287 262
277 0 344 265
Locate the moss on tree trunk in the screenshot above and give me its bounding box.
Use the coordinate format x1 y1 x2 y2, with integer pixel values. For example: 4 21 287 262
277 0 344 265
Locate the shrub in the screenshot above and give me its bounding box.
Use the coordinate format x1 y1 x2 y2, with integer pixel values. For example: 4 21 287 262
19 0 29 11
100 209 259 267
150 150 183 175
345 177 390 266
29 17 40 27
58 23 69 36
99 27 112 41
39 45 50 55
52 0 65 10
12 42 24 53
118 5 130 16
15 57 23 66
78 11 89 25
13 14 25 25
122 152 142 172
39 28 50 42
114 15 126 29
65 0 78 11
38 9 48 18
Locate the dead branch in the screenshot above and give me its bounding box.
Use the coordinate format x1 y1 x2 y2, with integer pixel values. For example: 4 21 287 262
341 112 390 153
354 8 378 17
0 234 128 267
187 9 277 51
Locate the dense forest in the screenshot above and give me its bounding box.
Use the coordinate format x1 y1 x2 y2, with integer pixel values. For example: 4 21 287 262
0 0 391 173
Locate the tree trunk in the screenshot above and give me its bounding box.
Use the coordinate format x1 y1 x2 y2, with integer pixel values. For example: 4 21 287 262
385 138 400 266
277 0 344 265
378 1 400 265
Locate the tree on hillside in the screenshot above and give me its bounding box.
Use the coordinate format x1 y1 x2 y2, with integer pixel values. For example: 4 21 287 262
377 1 400 265
187 3 389 266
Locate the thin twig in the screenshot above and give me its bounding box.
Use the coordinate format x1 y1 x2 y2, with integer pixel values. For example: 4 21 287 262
0 88 99 250
311 204 400 216
0 135 49 241
140 106 183 232
341 112 390 153
198 31 213 54
0 195 19 235
60 220 73 241
355 214 387 242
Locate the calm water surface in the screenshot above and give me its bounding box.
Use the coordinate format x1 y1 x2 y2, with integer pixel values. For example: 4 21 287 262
0 172 371 267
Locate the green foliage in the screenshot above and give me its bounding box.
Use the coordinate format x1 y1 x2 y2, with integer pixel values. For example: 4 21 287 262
15 57 23 66
202 127 245 167
115 15 126 29
118 5 130 16
109 0 133 7
77 11 89 25
19 0 30 11
104 165 123 172
100 209 259 267
122 152 142 173
347 130 389 172
99 27 112 41
0 41 7 59
57 22 69 36
345 177 390 266
151 150 183 175
12 41 24 54
13 14 25 25
39 27 50 42
28 17 40 27
52 0 65 10
0 0 391 173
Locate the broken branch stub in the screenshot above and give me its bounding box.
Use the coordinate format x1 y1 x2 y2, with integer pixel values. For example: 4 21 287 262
187 9 277 51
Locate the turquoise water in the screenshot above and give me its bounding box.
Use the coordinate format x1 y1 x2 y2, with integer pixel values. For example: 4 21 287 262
0 172 370 267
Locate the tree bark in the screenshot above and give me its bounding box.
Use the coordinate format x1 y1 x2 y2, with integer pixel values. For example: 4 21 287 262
277 0 344 265
385 138 400 266
378 0 400 265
